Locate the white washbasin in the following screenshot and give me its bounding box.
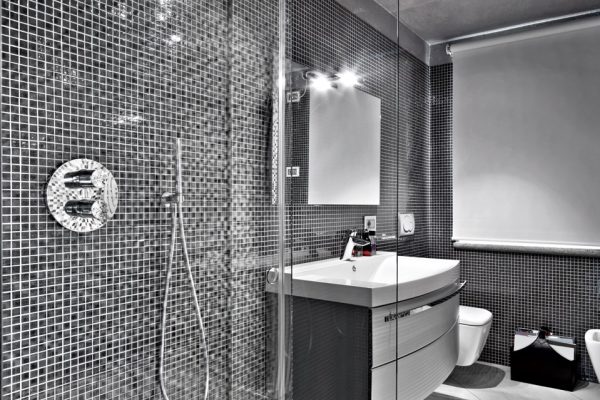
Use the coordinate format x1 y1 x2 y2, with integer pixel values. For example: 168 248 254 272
266 251 460 307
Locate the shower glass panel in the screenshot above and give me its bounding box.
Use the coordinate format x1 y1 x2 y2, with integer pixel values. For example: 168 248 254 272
282 0 401 399
1 1 285 399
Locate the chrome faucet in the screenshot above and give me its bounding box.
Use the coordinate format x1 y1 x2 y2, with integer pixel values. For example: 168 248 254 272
340 229 370 261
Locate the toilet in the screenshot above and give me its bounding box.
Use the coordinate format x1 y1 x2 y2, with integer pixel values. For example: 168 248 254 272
585 329 600 381
457 305 493 366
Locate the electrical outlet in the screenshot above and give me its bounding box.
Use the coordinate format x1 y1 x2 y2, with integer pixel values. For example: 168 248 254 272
364 216 376 231
399 213 415 236
285 166 300 177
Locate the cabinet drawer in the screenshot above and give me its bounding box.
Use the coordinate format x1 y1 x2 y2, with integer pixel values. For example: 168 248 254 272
372 303 398 367
397 294 458 359
371 288 460 367
371 322 458 400
371 362 396 400
396 321 458 399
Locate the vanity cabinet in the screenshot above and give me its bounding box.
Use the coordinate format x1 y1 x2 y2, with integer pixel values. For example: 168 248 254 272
291 284 460 400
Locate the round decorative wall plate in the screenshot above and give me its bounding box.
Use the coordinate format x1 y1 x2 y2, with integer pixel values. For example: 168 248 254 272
46 159 118 232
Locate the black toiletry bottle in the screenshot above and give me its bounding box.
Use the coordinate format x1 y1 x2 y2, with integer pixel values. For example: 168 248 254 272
362 229 372 256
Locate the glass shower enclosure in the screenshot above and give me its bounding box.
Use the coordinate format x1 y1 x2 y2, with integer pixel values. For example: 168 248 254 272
0 0 432 398
1 0 285 399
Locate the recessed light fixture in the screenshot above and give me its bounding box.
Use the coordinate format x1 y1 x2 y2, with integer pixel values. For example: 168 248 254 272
336 71 361 87
169 34 182 43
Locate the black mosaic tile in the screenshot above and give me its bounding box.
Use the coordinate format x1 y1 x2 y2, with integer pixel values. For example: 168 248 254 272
229 0 280 398
11 0 591 397
1 0 280 399
285 0 430 265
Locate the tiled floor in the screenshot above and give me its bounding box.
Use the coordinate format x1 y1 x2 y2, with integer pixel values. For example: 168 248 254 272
429 362 600 400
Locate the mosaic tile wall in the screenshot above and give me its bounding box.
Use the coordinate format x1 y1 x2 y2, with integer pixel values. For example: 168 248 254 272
285 0 430 264
230 0 280 398
429 64 600 383
1 0 279 399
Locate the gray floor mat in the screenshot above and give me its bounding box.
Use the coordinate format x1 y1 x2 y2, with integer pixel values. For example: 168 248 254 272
444 363 505 389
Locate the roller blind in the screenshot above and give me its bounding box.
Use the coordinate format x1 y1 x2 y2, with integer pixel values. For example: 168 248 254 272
452 18 600 249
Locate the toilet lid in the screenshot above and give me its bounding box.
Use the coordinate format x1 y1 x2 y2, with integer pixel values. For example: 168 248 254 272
459 306 492 326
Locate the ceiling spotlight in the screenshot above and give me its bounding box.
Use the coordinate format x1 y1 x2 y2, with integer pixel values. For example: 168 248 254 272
310 73 332 92
169 34 182 43
336 71 361 87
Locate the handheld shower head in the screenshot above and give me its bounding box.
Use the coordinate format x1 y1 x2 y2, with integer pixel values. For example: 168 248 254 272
161 139 184 207
175 139 183 199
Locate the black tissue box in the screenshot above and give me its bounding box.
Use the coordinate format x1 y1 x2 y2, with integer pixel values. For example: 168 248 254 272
510 328 577 391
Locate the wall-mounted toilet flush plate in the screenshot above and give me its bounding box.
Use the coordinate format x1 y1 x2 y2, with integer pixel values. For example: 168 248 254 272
46 159 118 232
399 213 415 236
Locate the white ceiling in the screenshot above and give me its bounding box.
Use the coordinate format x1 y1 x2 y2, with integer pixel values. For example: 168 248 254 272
373 0 600 43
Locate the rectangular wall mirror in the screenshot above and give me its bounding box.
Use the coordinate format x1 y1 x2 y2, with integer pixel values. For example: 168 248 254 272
306 82 381 205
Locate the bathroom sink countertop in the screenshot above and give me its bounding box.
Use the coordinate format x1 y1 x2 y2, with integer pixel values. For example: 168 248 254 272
267 251 460 307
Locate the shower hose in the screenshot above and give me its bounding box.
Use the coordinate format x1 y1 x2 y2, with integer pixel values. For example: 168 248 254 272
159 139 210 400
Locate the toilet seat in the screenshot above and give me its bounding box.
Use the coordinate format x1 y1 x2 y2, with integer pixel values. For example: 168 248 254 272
459 306 492 326
457 306 493 366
